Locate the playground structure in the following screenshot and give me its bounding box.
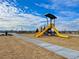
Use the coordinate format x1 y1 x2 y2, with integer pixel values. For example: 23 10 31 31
35 13 69 38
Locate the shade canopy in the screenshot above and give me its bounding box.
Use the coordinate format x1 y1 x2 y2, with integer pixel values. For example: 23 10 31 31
45 13 57 19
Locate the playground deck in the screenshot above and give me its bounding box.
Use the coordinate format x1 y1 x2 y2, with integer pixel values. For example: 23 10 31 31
22 33 79 51
0 35 65 59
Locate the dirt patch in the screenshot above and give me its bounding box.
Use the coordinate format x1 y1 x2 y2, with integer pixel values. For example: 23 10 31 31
0 36 66 59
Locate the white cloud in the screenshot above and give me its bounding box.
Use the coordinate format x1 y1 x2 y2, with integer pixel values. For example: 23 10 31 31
0 1 18 17
60 11 79 16
50 0 79 7
0 0 79 31
55 16 79 31
24 6 29 9
31 11 41 16
35 3 62 10
0 1 46 31
35 0 79 10
35 3 50 9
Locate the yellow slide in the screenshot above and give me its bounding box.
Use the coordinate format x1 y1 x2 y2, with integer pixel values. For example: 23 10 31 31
51 24 69 38
35 24 69 38
35 24 51 37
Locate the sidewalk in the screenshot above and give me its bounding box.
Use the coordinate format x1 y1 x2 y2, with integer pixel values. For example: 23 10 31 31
13 33 79 59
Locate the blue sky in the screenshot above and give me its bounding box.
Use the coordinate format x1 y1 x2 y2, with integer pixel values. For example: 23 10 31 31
0 0 79 31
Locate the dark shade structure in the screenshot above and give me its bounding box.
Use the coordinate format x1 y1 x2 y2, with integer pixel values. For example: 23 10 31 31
45 13 57 19
5 31 8 36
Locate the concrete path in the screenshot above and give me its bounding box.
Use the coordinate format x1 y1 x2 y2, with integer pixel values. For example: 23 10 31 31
69 34 79 37
13 33 79 59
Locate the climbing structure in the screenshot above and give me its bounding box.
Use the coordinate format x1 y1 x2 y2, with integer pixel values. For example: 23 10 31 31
35 13 69 38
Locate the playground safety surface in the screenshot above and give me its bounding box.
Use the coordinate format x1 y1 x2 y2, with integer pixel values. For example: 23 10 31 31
22 33 79 51
0 36 65 59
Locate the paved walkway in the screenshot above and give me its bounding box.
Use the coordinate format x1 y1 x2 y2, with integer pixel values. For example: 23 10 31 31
69 34 79 37
13 33 79 59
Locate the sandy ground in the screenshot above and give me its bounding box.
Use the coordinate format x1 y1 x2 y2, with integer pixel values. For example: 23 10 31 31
0 36 66 59
22 33 79 51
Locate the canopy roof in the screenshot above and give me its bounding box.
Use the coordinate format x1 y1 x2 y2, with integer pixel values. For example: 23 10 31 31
45 13 57 19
